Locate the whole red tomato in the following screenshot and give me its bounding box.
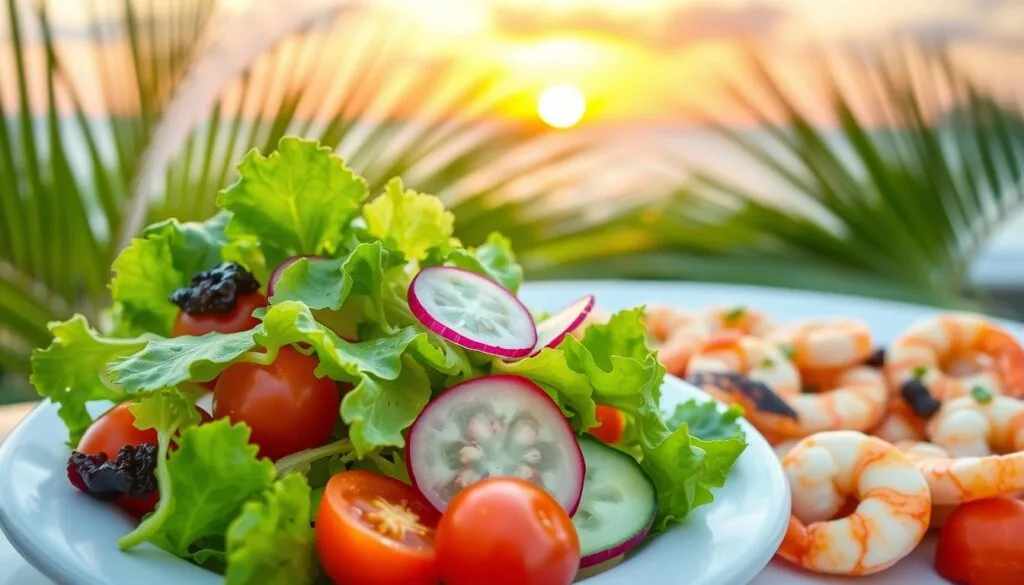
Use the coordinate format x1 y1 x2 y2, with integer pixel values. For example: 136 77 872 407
435 477 580 585
213 345 340 460
935 497 1024 585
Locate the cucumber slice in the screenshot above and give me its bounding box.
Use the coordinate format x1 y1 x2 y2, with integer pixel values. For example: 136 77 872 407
573 436 657 568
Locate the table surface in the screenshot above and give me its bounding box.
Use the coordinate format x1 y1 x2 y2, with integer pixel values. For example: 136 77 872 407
0 402 939 585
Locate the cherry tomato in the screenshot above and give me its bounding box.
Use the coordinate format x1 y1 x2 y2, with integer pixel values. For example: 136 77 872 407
935 497 1024 584
212 345 340 460
171 291 266 338
315 471 440 585
435 477 580 585
589 405 625 444
78 402 211 518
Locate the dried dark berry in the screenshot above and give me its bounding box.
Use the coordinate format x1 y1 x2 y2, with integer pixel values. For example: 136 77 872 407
688 371 798 419
66 443 159 501
864 347 886 368
901 379 941 419
170 262 260 315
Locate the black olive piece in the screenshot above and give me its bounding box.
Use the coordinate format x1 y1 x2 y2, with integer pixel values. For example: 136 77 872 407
688 371 799 419
170 262 260 315
66 443 159 501
864 347 886 368
900 379 941 419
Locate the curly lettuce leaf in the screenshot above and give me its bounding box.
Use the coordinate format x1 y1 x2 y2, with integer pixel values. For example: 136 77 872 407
218 138 367 268
493 307 658 431
268 241 403 330
109 330 258 392
362 177 454 262
119 419 276 557
110 213 231 336
29 316 147 444
635 406 746 531
499 306 745 530
666 399 744 441
224 474 318 585
342 355 431 456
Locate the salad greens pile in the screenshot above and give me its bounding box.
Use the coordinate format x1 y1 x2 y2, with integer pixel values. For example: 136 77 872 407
31 137 746 583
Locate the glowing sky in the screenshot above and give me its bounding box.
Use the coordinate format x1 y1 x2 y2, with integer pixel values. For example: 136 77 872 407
2 0 1023 124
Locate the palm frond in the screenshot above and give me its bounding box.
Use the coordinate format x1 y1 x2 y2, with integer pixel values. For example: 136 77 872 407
128 8 608 255
535 45 1024 308
0 0 217 389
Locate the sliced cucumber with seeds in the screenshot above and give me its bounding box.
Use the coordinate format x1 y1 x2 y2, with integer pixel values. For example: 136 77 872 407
574 436 657 568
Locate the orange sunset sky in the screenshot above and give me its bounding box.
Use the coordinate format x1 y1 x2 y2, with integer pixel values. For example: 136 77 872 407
2 0 1023 125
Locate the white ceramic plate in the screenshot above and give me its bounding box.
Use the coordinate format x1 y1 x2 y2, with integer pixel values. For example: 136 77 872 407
0 281 793 585
519 280 990 585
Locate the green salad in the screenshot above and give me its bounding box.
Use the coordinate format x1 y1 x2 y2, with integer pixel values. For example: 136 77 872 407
32 137 747 585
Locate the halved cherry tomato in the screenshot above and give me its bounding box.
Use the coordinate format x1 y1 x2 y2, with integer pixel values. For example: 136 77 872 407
588 404 625 444
212 345 340 460
935 497 1024 585
435 477 580 585
172 291 266 390
78 401 211 518
315 471 440 585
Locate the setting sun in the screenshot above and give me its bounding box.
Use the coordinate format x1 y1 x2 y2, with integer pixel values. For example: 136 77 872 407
537 83 586 128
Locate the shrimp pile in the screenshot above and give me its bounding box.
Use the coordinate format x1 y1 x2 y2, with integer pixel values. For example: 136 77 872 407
642 303 1024 578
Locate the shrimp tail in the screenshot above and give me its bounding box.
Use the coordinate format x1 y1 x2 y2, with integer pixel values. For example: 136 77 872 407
777 516 810 565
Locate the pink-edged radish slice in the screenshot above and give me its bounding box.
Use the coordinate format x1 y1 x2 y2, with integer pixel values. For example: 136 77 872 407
408 266 537 359
267 255 322 298
532 294 595 354
406 374 584 515
574 436 656 568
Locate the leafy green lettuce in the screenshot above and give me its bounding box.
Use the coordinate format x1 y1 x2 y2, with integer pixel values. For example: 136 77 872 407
218 137 367 268
30 316 148 444
224 474 318 585
497 306 747 530
119 418 276 557
362 177 454 262
110 213 231 337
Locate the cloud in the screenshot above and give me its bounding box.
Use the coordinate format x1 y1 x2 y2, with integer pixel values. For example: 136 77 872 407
493 2 790 50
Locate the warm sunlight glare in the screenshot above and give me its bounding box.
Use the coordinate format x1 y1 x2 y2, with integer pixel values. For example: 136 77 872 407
537 83 586 128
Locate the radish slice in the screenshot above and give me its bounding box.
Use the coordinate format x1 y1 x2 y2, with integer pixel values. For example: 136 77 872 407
407 374 584 514
408 267 537 359
532 294 595 354
267 255 321 298
574 436 656 568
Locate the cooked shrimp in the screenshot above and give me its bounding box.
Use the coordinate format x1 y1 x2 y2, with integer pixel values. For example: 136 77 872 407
790 367 888 436
768 319 873 370
644 305 712 376
926 394 1024 458
886 313 1024 409
704 304 777 337
773 438 801 460
687 332 801 396
872 398 927 444
896 439 1024 505
644 305 709 343
778 431 930 575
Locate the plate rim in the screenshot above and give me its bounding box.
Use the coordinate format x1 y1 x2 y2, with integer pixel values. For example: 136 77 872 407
0 379 789 585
